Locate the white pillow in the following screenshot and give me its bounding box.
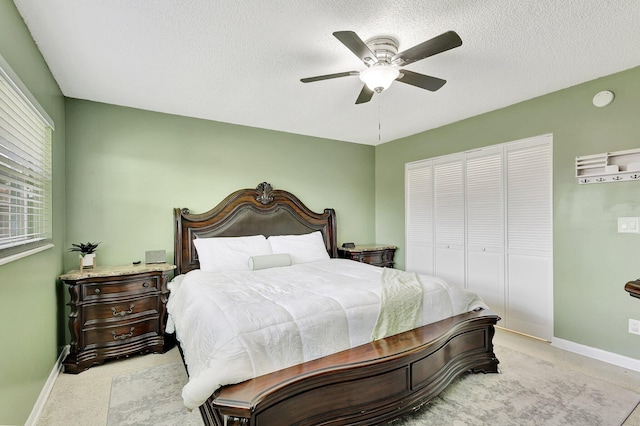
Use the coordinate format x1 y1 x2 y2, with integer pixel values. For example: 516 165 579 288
248 253 292 270
268 231 330 264
194 235 272 272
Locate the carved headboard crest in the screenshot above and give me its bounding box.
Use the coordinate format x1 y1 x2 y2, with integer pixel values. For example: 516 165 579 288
256 182 274 205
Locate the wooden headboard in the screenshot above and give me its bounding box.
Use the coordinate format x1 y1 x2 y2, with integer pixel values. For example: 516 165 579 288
173 182 338 275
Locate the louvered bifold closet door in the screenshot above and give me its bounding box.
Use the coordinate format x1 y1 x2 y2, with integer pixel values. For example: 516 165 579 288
506 136 553 340
405 160 434 274
433 154 465 288
466 147 505 319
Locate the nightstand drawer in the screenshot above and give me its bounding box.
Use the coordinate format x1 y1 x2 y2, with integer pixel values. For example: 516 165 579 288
83 276 159 300
338 245 397 268
357 251 386 265
84 317 160 347
83 296 159 325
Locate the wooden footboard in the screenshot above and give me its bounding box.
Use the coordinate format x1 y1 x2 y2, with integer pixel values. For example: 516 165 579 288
199 309 500 426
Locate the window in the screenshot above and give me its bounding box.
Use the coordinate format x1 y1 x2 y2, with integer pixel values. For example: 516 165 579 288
0 55 54 263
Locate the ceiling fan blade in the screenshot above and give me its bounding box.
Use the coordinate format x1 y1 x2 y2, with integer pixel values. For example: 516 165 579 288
355 85 374 104
397 70 447 91
333 31 378 65
392 31 462 66
300 71 359 83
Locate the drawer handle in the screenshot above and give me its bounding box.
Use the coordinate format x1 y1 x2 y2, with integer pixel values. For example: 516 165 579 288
111 304 134 316
112 327 134 340
94 288 101 294
142 282 149 288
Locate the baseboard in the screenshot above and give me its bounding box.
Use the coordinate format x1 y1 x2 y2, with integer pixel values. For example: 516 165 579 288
552 337 640 372
24 345 69 426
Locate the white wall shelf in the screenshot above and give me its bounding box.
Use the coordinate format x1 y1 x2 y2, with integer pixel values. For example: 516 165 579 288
576 148 640 184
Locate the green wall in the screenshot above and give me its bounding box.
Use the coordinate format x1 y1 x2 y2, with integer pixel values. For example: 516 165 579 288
64 99 375 270
3 0 639 422
0 2 66 425
375 66 640 359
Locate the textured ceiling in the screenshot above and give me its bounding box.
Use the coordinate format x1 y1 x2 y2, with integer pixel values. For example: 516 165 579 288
13 0 640 145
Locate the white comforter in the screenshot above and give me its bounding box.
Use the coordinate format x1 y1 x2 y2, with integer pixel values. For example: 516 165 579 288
166 259 486 409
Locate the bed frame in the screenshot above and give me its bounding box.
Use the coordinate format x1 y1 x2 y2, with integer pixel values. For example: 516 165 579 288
173 182 500 426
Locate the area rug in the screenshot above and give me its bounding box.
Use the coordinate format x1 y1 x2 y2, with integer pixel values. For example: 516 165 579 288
396 345 640 426
107 345 640 426
106 362 202 426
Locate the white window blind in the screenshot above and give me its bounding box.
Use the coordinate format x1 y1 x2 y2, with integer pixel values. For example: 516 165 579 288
0 61 53 259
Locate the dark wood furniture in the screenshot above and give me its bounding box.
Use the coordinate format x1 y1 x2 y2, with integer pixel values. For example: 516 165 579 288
60 263 175 373
173 182 499 426
626 279 640 299
174 182 336 274
338 244 397 268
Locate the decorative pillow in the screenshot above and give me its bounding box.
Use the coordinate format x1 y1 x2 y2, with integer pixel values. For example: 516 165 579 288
248 253 292 270
267 231 330 264
194 235 272 272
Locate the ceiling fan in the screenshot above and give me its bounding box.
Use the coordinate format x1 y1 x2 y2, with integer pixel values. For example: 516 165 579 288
301 30 462 104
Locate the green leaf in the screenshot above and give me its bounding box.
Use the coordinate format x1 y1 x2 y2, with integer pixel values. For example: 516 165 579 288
68 241 100 255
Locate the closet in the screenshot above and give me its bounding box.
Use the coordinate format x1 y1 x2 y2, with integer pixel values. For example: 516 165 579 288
405 134 552 340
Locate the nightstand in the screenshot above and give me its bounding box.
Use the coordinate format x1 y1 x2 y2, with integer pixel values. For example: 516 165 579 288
338 244 397 268
59 263 176 373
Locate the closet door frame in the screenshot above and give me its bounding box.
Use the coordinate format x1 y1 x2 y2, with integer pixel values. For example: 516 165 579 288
405 134 553 341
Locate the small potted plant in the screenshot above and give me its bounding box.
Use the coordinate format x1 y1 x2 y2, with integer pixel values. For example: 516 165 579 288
69 241 100 269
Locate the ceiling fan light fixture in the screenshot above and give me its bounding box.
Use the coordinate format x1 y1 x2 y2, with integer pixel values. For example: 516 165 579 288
359 65 400 93
301 30 462 104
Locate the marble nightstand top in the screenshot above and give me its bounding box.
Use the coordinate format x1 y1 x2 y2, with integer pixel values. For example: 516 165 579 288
59 263 176 281
338 244 397 252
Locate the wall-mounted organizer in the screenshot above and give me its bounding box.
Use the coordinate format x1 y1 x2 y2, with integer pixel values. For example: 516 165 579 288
576 148 640 184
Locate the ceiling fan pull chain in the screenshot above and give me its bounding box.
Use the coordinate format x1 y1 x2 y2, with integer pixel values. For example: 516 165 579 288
378 104 381 143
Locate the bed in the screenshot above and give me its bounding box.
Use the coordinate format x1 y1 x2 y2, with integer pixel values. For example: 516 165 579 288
169 182 500 426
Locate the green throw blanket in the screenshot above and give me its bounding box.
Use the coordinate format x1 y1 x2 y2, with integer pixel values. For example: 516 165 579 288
371 268 424 341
